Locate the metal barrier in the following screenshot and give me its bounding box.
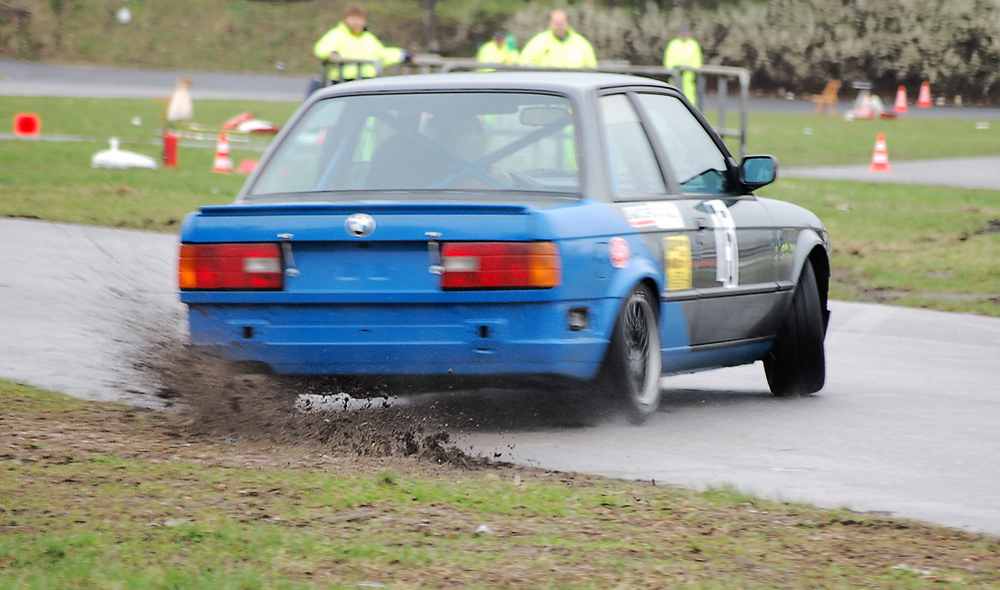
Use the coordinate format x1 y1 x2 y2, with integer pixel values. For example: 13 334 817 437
318 57 750 157
319 58 384 84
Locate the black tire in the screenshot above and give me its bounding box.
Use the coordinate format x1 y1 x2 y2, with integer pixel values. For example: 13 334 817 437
764 262 826 397
599 285 663 424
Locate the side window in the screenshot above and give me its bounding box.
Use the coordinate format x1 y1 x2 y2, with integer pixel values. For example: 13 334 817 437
635 93 733 195
598 94 667 198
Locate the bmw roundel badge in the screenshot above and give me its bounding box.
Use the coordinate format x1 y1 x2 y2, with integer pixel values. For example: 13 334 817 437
345 213 376 238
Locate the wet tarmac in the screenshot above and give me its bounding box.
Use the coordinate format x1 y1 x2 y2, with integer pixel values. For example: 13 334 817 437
0 219 183 407
0 58 306 102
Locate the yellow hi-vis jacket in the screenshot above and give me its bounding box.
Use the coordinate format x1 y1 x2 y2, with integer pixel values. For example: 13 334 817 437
476 41 519 66
313 22 404 80
520 28 597 69
663 37 703 103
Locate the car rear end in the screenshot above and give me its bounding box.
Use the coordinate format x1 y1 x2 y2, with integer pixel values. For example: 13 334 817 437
179 201 617 382
178 82 620 384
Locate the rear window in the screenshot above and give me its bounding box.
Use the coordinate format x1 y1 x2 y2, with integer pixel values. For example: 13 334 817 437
247 92 580 199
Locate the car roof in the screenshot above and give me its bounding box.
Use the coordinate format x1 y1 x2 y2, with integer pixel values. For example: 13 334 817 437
316 71 674 97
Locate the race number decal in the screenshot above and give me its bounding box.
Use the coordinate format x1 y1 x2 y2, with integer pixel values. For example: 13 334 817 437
663 235 692 291
704 200 739 288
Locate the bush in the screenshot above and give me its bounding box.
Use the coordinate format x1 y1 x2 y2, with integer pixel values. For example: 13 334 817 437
508 0 1000 103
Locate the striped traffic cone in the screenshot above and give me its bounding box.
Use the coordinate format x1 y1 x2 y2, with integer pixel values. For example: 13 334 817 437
916 82 932 108
869 133 891 173
213 132 234 173
894 86 908 114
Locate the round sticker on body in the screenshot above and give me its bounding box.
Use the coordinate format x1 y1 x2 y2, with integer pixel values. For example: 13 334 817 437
609 236 631 269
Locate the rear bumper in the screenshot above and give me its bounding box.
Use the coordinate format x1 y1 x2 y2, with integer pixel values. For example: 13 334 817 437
186 300 610 380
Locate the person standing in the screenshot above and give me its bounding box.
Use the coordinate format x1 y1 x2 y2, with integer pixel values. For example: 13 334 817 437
312 5 410 86
476 30 519 66
520 10 597 69
663 27 702 104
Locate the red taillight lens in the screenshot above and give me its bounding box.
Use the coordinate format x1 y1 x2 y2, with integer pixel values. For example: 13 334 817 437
440 242 561 290
179 243 283 290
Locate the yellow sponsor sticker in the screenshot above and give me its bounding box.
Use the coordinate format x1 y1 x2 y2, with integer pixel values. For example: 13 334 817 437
663 235 692 291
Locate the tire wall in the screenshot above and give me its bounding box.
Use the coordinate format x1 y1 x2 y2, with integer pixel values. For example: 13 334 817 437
807 247 831 319
774 229 829 323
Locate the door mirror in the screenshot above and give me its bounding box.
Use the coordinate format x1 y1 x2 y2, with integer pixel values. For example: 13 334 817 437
739 155 778 190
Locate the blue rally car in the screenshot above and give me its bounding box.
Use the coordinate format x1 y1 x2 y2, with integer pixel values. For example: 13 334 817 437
178 72 830 424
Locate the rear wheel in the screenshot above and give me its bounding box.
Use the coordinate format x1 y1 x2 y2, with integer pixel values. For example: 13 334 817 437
600 286 663 424
764 262 826 397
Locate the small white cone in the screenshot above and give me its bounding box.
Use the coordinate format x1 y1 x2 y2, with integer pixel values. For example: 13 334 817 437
91 138 158 170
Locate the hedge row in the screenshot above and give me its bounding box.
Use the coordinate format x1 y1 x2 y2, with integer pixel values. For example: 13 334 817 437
508 0 1000 103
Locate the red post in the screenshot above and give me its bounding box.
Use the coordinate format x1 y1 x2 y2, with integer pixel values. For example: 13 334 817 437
163 131 178 168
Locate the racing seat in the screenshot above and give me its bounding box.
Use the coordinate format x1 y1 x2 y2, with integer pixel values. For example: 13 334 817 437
364 132 453 189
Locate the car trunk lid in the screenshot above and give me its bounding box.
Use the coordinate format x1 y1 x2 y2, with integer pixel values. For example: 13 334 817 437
180 201 552 299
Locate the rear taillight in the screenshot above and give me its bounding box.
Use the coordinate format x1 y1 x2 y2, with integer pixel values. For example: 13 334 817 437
440 242 561 290
179 243 283 290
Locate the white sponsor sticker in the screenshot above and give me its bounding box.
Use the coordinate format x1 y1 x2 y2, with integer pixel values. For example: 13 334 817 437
622 206 656 228
648 202 686 230
623 203 686 230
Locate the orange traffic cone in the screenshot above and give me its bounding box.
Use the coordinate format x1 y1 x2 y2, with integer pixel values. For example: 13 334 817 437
917 81 932 108
213 132 234 173
894 86 908 113
869 133 891 173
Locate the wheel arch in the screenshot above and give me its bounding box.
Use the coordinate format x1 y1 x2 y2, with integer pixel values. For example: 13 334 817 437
592 262 663 357
807 246 830 321
788 229 831 333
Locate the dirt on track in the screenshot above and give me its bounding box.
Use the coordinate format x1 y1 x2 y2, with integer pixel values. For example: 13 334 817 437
144 341 489 468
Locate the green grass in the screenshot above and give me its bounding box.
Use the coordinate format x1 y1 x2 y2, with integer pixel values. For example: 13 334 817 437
1 139 244 231
759 179 1000 315
1 96 298 143
4 380 1000 589
724 111 1000 167
0 97 298 231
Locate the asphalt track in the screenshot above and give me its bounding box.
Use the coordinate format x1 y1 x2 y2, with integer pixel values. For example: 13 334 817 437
0 58 306 101
3 59 1000 536
782 156 1000 191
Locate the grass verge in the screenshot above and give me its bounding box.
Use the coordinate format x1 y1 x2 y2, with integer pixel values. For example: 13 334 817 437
759 179 1000 316
740 112 1000 167
0 97 298 231
3 380 1000 589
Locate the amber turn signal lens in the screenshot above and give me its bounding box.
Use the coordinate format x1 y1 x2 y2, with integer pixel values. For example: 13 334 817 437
440 241 561 290
179 243 283 290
